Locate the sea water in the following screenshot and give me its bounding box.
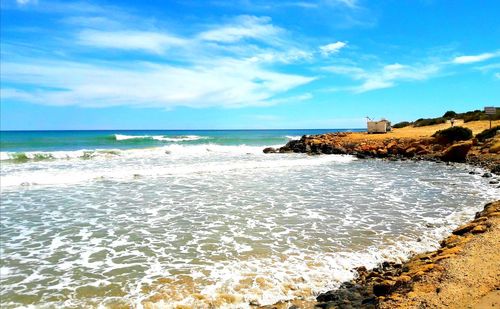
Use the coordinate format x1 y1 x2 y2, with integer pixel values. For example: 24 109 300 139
0 130 497 308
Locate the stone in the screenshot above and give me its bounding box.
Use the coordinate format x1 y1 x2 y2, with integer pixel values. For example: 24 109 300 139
373 280 395 296
263 147 276 154
489 141 500 153
405 147 417 156
440 141 472 162
482 172 492 178
471 225 488 234
452 222 477 235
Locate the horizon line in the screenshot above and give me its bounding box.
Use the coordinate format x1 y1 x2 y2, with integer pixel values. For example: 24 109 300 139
0 128 366 132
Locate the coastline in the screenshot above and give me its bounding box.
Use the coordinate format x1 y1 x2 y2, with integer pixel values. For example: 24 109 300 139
263 120 499 308
315 200 500 309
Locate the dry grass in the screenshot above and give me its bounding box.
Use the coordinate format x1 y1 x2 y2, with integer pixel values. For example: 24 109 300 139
346 119 500 141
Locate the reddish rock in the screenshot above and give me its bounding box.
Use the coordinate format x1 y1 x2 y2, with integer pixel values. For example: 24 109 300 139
441 141 472 162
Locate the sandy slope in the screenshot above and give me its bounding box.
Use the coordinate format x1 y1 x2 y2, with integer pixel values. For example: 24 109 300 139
380 201 500 309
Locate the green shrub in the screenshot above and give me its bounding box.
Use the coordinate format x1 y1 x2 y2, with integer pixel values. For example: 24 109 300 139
476 125 500 142
432 126 473 144
414 117 446 127
393 121 411 128
443 111 457 118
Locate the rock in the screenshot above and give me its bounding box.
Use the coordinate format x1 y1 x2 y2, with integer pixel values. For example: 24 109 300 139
440 141 472 162
471 225 488 234
373 280 395 296
263 147 276 154
482 172 492 178
405 147 417 156
452 222 477 235
489 141 500 153
490 180 499 184
491 164 500 175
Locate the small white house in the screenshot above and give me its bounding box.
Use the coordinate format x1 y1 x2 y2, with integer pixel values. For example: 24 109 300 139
367 119 391 134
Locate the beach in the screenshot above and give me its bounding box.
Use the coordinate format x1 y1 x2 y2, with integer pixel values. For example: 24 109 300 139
0 122 497 308
264 120 499 309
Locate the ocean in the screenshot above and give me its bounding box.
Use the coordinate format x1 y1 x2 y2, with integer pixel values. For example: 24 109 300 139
0 130 497 308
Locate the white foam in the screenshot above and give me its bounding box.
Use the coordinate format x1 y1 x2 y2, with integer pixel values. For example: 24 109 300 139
114 134 208 142
0 143 277 162
285 135 302 140
0 152 355 187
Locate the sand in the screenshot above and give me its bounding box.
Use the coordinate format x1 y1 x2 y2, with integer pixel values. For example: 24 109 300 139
380 201 500 309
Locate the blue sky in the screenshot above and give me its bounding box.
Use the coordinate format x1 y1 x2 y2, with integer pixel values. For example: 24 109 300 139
1 0 499 130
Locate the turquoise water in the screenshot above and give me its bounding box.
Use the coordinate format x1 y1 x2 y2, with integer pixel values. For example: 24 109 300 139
0 129 497 308
0 129 362 152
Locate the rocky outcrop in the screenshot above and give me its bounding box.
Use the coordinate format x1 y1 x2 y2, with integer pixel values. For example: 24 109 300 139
440 141 472 162
275 133 436 159
265 132 500 173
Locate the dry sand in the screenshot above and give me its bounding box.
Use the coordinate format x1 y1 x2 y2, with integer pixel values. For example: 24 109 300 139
380 201 500 309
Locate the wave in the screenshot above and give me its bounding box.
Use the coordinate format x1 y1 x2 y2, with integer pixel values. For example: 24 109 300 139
285 135 303 140
0 151 354 187
0 149 121 162
114 134 208 142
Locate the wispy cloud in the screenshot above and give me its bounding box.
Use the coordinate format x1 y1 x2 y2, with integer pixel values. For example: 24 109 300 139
452 52 499 64
198 16 282 43
77 30 188 54
1 57 314 109
319 41 347 56
324 62 441 92
1 3 316 109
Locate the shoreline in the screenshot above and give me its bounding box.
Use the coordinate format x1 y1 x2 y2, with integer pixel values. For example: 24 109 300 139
314 200 500 309
262 121 499 308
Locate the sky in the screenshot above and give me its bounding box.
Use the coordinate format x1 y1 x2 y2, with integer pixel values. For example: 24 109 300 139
0 0 499 130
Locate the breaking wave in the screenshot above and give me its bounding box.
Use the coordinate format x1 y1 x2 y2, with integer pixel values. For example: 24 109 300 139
114 134 208 142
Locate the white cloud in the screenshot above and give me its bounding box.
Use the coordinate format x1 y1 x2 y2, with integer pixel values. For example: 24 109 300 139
198 16 282 43
319 41 347 56
324 62 440 92
1 11 318 109
1 59 314 109
452 52 497 64
77 30 188 54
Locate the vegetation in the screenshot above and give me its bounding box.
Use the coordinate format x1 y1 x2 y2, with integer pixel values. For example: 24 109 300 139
392 121 411 128
413 117 446 127
392 109 498 129
443 111 457 118
476 125 500 142
461 109 500 122
432 126 473 144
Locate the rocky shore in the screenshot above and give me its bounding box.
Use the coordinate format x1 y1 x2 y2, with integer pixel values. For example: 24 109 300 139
261 124 499 308
263 131 500 174
315 200 500 309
